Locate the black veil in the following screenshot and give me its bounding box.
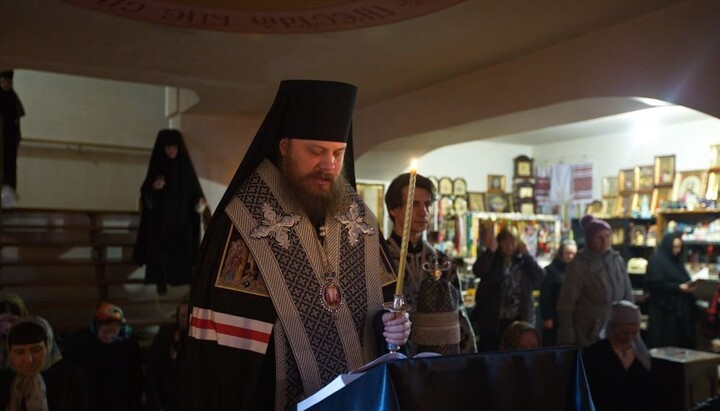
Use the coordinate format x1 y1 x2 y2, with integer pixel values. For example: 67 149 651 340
206 79 358 230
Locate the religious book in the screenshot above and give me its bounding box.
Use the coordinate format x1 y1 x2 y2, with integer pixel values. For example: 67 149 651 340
296 351 439 410
685 266 710 286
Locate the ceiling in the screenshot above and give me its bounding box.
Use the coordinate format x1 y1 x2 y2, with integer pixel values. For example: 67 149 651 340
0 0 709 180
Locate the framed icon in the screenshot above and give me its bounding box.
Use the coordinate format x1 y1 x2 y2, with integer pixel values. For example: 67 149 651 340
611 227 625 246
452 178 467 196
438 177 453 196
710 145 720 171
356 182 385 225
428 175 439 192
487 174 506 193
439 195 454 217
518 186 534 199
653 154 675 187
602 176 618 198
468 192 486 212
513 155 534 178
485 192 513 213
630 225 647 246
601 198 617 217
672 169 708 202
618 169 636 193
651 187 672 212
706 172 720 201
636 165 654 192
519 201 535 215
453 196 468 214
618 193 637 216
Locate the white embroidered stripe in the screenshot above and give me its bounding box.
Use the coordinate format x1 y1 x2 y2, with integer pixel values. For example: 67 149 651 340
189 307 274 354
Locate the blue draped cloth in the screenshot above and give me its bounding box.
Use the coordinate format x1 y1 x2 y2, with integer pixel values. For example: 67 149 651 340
297 346 595 411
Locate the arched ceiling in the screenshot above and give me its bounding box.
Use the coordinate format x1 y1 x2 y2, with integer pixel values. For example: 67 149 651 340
2 0 714 183
58 0 465 33
0 0 686 117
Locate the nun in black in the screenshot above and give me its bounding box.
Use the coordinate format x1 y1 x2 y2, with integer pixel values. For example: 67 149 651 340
644 233 697 348
133 129 205 295
183 80 410 411
0 70 25 205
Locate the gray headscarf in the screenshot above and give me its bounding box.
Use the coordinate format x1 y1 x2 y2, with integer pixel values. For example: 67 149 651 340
605 300 651 371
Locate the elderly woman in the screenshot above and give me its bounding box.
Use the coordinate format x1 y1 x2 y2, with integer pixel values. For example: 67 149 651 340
472 227 545 351
582 300 653 411
0 317 88 411
499 320 541 351
557 215 633 347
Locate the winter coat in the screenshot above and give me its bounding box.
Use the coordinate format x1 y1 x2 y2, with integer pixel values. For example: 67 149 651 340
557 247 633 347
472 248 545 333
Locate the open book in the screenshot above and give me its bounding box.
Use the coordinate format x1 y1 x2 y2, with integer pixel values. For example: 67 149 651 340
685 267 710 286
296 352 440 410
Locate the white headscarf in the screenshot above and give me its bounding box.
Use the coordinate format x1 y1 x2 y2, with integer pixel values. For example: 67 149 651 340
5 317 62 411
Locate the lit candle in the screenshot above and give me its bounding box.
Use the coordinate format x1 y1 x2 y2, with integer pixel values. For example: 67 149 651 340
395 159 418 296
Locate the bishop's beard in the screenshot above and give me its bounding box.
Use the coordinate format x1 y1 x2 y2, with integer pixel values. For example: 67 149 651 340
280 157 348 228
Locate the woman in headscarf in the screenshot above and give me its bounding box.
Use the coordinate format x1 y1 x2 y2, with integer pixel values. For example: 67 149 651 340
0 316 88 411
62 303 142 411
582 300 653 411
645 233 697 348
499 320 541 351
0 293 28 368
133 129 206 295
557 214 633 347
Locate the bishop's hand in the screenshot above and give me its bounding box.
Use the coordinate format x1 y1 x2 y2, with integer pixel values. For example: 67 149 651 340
382 311 411 347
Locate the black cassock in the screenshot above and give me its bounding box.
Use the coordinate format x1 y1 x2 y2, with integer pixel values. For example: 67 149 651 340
134 129 204 293
0 85 24 189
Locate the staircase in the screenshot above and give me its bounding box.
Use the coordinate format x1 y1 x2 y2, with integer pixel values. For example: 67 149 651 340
0 207 187 345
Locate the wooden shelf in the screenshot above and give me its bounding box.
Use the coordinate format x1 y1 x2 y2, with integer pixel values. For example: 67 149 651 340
656 209 720 235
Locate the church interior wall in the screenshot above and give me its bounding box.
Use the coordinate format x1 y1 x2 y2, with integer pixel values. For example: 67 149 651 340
8 0 720 212
12 68 720 211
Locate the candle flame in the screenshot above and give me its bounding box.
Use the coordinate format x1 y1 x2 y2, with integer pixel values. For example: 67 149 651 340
410 159 418 172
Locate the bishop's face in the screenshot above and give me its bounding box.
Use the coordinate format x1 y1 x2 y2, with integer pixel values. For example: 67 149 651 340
279 138 348 223
279 139 346 195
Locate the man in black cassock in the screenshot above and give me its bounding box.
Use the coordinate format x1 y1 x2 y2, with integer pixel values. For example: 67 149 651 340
0 70 25 207
183 80 411 411
133 129 205 295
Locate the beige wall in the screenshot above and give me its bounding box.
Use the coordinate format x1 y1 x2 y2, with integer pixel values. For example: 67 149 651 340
18 70 167 146
14 71 167 210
